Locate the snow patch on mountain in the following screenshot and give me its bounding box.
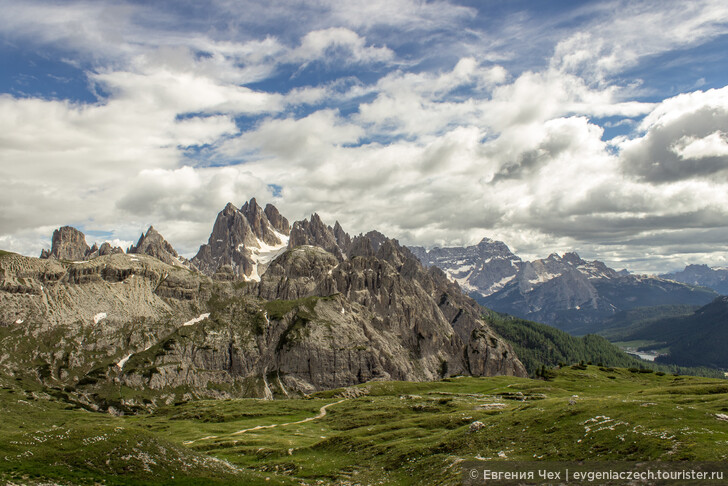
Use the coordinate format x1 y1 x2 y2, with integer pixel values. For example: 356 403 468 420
243 230 290 282
116 354 132 369
182 313 211 327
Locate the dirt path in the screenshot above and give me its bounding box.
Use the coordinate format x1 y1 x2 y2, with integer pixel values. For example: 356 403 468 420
183 399 347 445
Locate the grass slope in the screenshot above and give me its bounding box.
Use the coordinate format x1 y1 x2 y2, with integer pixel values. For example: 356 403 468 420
3 367 728 485
0 379 272 485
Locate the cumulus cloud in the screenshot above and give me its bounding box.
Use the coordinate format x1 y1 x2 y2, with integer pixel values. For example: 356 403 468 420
673 131 728 159
289 28 394 66
3 0 728 274
619 87 728 182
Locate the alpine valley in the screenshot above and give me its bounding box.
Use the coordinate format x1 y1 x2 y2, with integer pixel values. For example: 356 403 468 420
2 200 727 485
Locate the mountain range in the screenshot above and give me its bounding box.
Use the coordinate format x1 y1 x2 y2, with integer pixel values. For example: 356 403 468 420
0 199 527 413
661 264 728 295
412 239 718 334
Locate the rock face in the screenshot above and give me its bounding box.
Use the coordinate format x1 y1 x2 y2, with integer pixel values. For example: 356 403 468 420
413 240 717 334
40 226 91 261
98 242 124 257
661 264 728 295
0 249 217 411
250 221 528 388
128 226 193 269
289 214 346 260
191 198 291 281
136 212 527 398
2 203 527 411
40 226 125 261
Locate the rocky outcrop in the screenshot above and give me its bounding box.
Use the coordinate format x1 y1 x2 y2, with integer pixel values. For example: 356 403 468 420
289 214 345 260
264 203 290 234
40 226 91 261
40 226 124 261
98 242 124 257
254 220 528 384
128 226 193 269
192 199 290 280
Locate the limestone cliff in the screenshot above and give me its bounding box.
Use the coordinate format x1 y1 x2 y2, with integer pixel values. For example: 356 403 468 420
191 198 290 281
1 202 526 413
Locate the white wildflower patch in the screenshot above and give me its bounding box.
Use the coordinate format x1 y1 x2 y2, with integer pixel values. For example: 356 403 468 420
582 416 630 434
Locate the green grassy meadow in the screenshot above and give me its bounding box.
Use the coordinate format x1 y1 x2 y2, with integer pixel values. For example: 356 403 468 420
2 365 728 484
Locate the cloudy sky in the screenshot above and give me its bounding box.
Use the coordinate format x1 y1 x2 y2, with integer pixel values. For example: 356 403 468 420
2 0 728 273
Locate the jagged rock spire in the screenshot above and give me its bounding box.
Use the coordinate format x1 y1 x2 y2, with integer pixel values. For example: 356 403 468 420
191 198 290 280
127 226 191 268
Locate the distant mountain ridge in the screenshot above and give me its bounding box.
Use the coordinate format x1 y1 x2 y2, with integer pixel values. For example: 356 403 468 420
410 238 523 296
661 264 728 295
411 239 717 333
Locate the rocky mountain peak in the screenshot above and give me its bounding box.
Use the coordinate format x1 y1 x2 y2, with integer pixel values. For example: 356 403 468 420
241 196 259 212
41 226 90 261
97 242 123 257
264 203 290 235
661 263 728 294
348 234 375 258
409 236 523 297
192 199 290 280
241 197 284 246
40 226 124 261
289 214 345 260
333 221 351 252
128 226 191 268
562 252 584 266
363 230 388 253
222 202 238 216
254 214 527 383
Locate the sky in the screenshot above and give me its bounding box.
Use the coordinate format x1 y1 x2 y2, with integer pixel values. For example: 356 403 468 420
1 0 728 274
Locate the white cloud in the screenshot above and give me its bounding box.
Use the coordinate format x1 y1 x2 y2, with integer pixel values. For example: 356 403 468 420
322 0 476 31
289 28 394 65
672 131 728 160
550 0 728 81
620 87 728 182
2 0 728 275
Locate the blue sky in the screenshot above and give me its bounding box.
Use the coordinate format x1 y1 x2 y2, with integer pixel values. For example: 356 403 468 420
1 0 728 273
